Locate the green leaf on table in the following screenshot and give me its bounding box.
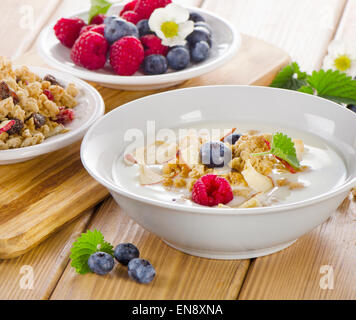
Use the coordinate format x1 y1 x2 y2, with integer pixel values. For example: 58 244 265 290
303 69 356 105
70 229 114 274
88 0 112 24
252 132 300 169
270 62 307 90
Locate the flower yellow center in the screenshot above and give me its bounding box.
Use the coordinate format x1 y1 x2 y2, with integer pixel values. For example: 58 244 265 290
334 55 351 71
161 21 179 38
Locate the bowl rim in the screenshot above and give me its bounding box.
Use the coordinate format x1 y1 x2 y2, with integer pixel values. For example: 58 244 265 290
80 85 356 216
0 66 105 160
36 6 241 85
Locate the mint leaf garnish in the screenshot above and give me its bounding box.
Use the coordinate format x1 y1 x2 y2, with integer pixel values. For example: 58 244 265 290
88 0 112 24
70 229 114 274
253 133 300 169
270 62 307 90
301 69 356 105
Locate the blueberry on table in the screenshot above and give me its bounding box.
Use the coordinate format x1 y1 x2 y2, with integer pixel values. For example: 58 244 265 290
143 54 168 75
200 141 232 168
114 243 140 266
347 104 356 113
190 41 210 63
189 12 205 23
187 27 212 48
137 19 153 37
167 46 190 70
128 258 156 284
88 252 114 275
104 17 139 43
224 132 242 145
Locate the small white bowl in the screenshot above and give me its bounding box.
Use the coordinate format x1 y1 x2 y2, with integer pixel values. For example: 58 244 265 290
0 67 105 165
81 86 356 259
36 5 241 91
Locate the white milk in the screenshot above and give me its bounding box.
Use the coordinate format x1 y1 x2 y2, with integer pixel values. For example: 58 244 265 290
112 122 347 208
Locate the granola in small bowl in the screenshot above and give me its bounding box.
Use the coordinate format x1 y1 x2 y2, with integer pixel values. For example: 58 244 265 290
0 57 105 165
0 57 79 150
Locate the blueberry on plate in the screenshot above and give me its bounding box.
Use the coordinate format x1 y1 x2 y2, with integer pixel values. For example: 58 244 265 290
200 141 232 168
190 41 210 63
167 46 190 70
137 19 153 37
224 132 242 145
128 258 156 284
194 22 212 36
143 54 168 75
347 104 356 113
88 252 114 275
187 27 212 48
189 12 205 23
104 17 139 44
114 243 140 266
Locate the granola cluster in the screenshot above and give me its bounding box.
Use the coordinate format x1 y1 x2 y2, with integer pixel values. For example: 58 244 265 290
161 132 277 194
0 57 79 150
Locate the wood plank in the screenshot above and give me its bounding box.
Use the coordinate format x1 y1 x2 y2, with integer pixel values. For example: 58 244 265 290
1 0 60 58
239 1 356 300
0 209 92 300
1 33 289 260
239 197 356 300
51 198 250 300
202 0 347 72
0 141 108 259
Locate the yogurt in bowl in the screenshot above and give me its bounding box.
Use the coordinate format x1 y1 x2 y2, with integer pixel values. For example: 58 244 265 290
81 85 356 259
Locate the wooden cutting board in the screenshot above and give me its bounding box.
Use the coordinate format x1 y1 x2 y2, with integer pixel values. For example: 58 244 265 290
0 34 290 259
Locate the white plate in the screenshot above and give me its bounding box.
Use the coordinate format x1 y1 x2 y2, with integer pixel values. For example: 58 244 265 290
36 5 241 91
81 86 356 259
0 66 105 165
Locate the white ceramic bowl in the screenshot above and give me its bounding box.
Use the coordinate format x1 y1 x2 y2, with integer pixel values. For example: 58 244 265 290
36 5 241 91
0 67 104 165
81 86 356 259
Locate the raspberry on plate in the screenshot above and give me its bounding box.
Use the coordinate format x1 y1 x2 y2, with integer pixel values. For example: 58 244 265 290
90 24 105 36
80 25 95 36
121 10 141 25
90 14 106 25
54 17 86 48
192 174 233 207
120 0 138 15
140 34 169 57
134 0 172 19
110 36 144 76
71 31 109 70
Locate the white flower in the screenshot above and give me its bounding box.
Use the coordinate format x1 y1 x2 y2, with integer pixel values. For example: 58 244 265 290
148 3 194 47
322 40 356 77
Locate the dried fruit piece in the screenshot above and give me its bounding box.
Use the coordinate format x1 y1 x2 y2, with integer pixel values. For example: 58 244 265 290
54 108 74 124
0 81 11 100
7 119 24 135
32 113 46 129
0 120 15 134
43 74 62 87
43 89 54 101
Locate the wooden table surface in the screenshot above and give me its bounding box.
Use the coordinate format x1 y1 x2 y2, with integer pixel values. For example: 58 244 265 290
1 0 355 300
